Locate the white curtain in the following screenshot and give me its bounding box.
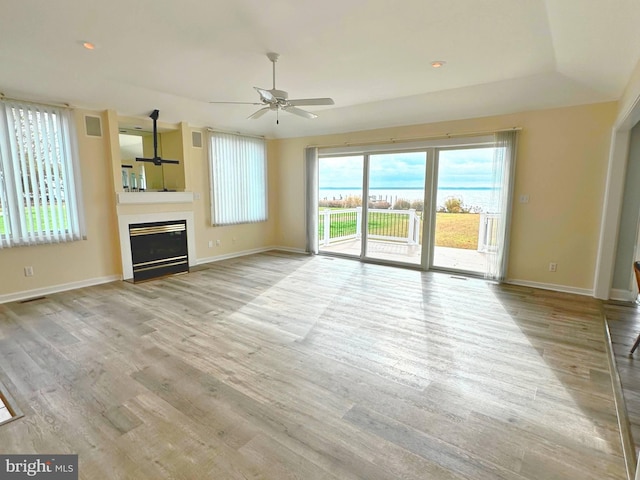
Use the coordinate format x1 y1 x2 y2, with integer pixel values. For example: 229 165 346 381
0 100 85 248
485 130 518 281
305 147 319 254
209 131 267 226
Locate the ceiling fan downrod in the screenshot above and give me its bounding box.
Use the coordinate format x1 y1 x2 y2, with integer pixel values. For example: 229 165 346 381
267 52 279 90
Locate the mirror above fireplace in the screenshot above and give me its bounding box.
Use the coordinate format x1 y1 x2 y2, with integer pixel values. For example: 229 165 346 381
118 116 186 192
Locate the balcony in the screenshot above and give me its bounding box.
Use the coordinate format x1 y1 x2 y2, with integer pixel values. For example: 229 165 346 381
319 207 497 272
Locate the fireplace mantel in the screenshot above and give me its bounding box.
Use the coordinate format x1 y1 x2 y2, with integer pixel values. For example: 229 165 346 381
117 191 194 205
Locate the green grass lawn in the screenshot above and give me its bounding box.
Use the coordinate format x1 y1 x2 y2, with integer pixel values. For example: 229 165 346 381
319 210 480 249
0 205 69 235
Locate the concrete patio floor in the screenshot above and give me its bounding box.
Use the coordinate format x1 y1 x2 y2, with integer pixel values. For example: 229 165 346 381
320 239 488 273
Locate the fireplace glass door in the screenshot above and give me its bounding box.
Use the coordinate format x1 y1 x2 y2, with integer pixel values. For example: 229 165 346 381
129 220 189 281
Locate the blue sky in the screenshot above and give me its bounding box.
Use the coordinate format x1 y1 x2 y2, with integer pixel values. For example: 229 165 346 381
319 148 495 189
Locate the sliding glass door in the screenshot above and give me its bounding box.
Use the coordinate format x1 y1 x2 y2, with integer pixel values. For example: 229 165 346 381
314 132 516 278
317 151 427 265
431 147 496 274
365 152 426 265
318 155 364 257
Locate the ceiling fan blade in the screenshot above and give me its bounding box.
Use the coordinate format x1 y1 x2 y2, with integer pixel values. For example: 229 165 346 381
283 105 318 119
254 87 275 103
209 101 263 105
287 98 335 106
248 107 271 119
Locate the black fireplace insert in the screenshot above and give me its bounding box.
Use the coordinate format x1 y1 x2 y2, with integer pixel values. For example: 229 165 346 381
129 220 189 282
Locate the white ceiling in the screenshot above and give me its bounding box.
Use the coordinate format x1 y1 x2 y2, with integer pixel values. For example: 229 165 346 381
1 0 639 139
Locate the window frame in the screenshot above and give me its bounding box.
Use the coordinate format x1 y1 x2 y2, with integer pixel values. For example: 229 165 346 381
0 100 85 248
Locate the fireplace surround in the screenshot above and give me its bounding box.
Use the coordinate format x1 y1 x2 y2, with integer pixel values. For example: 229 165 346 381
117 211 196 281
129 220 188 281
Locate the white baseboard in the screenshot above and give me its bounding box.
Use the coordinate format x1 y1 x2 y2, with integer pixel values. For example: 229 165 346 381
0 274 121 304
270 246 307 255
1 247 307 305
610 288 638 302
195 245 307 266
506 278 593 297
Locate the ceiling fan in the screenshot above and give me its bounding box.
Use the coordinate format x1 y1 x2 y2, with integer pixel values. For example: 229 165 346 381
210 53 334 123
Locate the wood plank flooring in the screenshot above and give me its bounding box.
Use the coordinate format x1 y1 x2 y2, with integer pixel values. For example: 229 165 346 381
604 301 640 458
0 252 627 479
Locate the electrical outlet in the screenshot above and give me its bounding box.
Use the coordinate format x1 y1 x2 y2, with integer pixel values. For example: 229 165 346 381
232 237 236 244
24 266 34 277
549 262 557 272
519 194 530 204
208 240 213 248
216 239 221 246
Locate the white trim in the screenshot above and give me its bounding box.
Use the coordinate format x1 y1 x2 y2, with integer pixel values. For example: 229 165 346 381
506 279 593 297
0 247 307 305
595 59 640 301
594 129 631 299
196 246 307 265
117 211 196 280
117 191 194 205
0 275 120 305
320 134 495 156
272 246 307 255
610 288 638 303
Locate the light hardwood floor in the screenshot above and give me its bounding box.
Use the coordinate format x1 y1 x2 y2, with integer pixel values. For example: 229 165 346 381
604 301 640 457
0 252 627 479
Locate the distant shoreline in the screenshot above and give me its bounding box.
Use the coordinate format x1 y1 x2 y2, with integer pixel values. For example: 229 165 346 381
319 187 499 212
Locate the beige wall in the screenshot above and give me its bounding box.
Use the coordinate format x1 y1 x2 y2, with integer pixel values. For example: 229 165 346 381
271 102 618 292
0 117 279 301
0 110 121 298
0 102 618 300
188 128 277 261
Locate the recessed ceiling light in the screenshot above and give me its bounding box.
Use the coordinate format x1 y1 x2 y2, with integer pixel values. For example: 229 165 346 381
82 41 96 50
431 61 446 68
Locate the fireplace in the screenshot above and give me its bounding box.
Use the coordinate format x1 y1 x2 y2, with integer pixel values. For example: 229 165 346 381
117 210 196 282
128 220 189 282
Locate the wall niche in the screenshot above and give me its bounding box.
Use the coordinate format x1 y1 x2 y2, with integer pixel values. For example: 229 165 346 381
118 116 186 192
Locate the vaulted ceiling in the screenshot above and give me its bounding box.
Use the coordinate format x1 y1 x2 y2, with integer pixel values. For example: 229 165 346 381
1 0 639 138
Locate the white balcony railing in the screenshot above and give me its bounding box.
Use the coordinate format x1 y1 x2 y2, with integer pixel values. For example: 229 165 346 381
477 213 500 253
320 208 500 253
320 207 421 246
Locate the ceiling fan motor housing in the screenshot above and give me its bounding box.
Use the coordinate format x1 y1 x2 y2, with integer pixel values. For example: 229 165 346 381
269 89 288 101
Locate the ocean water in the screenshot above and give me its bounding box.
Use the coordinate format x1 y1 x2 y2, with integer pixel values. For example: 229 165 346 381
319 187 499 212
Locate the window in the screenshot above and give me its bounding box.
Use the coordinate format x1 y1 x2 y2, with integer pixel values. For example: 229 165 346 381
208 131 267 225
0 100 85 248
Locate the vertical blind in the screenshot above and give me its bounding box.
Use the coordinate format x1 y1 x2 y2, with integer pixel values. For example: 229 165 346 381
0 100 85 248
209 131 267 226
